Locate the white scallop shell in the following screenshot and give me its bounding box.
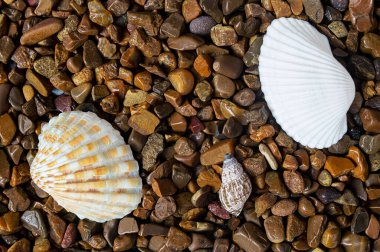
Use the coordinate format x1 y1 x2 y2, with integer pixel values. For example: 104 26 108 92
259 17 355 149
219 155 252 216
31 111 142 222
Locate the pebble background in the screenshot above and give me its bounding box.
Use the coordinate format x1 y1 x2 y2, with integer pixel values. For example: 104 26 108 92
0 0 379 251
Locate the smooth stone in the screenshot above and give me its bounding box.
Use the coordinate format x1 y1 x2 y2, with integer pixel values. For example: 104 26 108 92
324 156 355 178
168 69 194 95
348 0 376 32
0 84 11 114
316 187 341 204
199 0 223 23
189 16 216 35
213 55 244 80
167 34 205 50
361 33 380 58
341 232 370 252
349 55 375 80
351 207 369 233
286 214 305 242
233 222 270 252
21 210 48 238
20 18 63 45
307 215 327 248
360 108 380 134
264 215 285 243
321 221 341 248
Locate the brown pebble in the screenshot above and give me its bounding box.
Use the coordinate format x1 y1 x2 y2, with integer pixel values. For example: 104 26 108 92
213 55 244 80
0 114 16 146
128 110 159 135
20 18 63 45
152 178 177 197
168 69 194 95
307 215 327 248
324 156 355 178
283 170 304 194
200 139 235 165
264 215 285 243
271 199 297 216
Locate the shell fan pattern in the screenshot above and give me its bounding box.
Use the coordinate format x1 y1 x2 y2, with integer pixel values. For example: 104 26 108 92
259 18 355 149
31 111 142 223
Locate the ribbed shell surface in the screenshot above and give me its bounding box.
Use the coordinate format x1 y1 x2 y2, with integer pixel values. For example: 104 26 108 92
31 111 142 222
219 156 252 216
259 18 355 149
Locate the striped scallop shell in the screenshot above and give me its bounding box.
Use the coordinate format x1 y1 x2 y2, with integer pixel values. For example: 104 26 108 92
259 18 355 149
31 111 142 222
219 155 252 216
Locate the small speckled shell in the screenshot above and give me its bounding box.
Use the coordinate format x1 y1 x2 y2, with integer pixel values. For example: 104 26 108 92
31 111 142 222
219 155 252 216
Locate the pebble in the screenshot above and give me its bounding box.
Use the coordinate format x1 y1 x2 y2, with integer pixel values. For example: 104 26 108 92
255 192 277 217
88 0 113 27
71 83 92 104
8 238 30 252
182 0 202 23
222 0 244 15
359 134 380 154
61 223 78 248
271 0 292 18
210 25 237 47
351 207 369 233
200 139 234 165
33 57 58 79
172 163 191 189
152 178 177 197
233 88 255 107
0 114 16 146
83 40 103 69
328 135 355 154
195 81 213 102
197 167 221 192
128 110 160 136
307 215 327 248
250 124 275 143
321 221 341 248
78 219 99 242
21 210 47 238
168 69 194 95
347 146 369 181
302 0 324 23
129 28 162 58
223 117 243 138
47 213 66 245
0 36 15 64
11 46 37 69
154 196 177 219
259 143 278 170
349 55 375 80
213 55 244 80
167 34 205 51
188 233 213 250
113 235 135 251
272 199 297 216
328 21 348 38
316 187 341 204
0 83 11 114
199 0 223 23
324 156 355 178
265 171 289 198
283 170 304 194
243 36 263 67
169 112 187 132
365 214 379 239
264 215 284 243
89 234 107 249
194 54 213 78
20 18 63 45
341 232 370 252
360 33 380 58
286 214 305 242
0 211 20 235
165 226 191 250
141 133 163 171
26 69 52 97
161 13 185 38
189 16 216 35
233 222 270 252
348 0 375 32
360 108 380 134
